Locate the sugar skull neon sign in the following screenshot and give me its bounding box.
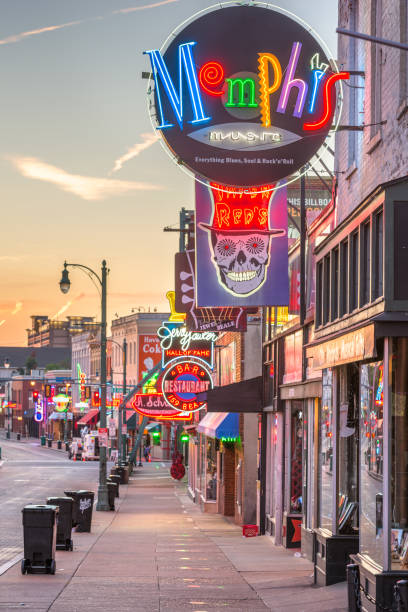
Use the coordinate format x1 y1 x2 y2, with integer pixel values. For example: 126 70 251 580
144 2 348 188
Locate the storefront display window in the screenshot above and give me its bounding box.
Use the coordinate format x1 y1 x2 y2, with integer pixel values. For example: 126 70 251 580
338 365 359 533
290 403 303 514
391 338 408 570
205 437 217 501
360 361 383 566
319 369 334 530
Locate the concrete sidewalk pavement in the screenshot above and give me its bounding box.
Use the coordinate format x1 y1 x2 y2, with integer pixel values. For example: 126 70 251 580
0 463 348 611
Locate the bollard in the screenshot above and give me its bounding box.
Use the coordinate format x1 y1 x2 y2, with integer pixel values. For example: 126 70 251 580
396 580 408 612
347 563 361 612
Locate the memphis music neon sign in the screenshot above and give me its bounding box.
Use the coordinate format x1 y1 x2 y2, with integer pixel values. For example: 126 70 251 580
144 43 348 134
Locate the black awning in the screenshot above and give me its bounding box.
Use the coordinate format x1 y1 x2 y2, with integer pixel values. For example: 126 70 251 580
197 376 262 413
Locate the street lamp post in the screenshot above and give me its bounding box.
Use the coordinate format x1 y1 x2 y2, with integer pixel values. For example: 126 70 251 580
59 260 110 511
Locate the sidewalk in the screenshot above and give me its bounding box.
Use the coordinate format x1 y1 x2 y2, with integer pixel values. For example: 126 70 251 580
0 463 348 611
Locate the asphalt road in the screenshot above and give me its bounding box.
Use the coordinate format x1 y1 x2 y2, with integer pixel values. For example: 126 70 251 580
0 434 106 569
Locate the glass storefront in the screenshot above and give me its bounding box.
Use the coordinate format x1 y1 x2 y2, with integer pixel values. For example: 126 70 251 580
391 338 408 570
290 403 303 514
360 361 383 566
338 365 359 534
319 369 334 530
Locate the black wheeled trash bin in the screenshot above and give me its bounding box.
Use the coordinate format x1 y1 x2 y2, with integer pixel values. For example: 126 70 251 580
73 490 94 532
21 504 58 575
64 490 80 527
108 474 120 497
46 496 73 551
107 482 116 511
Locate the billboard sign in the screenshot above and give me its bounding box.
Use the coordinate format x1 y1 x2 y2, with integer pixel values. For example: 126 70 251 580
138 334 162 382
195 181 288 306
144 3 348 188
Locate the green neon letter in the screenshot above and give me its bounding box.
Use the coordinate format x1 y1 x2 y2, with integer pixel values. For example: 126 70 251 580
225 78 258 108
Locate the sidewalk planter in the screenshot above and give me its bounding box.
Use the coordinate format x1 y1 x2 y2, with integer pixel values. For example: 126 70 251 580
21 504 58 575
73 490 94 532
46 496 74 551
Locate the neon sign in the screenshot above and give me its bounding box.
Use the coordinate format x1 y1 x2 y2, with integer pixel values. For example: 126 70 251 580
144 4 348 188
130 392 192 421
161 359 213 414
34 395 44 422
157 322 216 368
53 394 70 413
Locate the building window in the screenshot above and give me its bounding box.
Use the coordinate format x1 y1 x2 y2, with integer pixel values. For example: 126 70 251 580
373 209 384 299
319 369 334 530
323 255 330 325
316 261 323 327
370 0 383 137
340 239 349 316
360 221 371 307
350 231 359 311
331 247 339 320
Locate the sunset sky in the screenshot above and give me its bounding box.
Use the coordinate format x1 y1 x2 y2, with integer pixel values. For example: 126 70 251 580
0 0 337 346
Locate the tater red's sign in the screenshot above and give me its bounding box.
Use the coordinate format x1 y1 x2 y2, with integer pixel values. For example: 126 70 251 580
144 3 348 187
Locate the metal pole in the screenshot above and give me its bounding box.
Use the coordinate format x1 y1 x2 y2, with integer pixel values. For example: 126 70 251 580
300 171 306 326
96 260 109 511
121 338 127 462
336 27 408 51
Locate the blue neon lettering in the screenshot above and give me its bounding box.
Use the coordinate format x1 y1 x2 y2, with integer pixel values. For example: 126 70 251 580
308 69 325 113
144 42 211 130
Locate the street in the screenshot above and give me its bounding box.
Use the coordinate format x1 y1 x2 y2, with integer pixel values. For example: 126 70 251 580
0 435 103 570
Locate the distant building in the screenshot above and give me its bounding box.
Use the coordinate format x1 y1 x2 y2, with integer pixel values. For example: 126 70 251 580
27 315 100 347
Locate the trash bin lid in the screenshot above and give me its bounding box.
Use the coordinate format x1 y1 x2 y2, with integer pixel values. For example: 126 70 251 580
46 496 73 504
76 490 95 495
22 504 58 512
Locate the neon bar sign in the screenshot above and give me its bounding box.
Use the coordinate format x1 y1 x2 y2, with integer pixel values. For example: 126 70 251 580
157 322 216 368
144 4 348 187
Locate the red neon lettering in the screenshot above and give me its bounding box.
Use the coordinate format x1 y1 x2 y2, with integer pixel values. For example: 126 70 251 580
259 209 268 226
233 209 242 224
199 61 225 96
215 202 231 228
244 209 254 225
192 366 199 374
303 71 349 131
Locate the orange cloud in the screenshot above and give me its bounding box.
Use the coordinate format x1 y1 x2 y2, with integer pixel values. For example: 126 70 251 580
8 156 163 201
0 20 82 46
113 0 179 14
110 133 159 174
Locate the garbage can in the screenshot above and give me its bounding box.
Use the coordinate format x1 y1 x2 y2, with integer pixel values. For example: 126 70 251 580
47 438 52 448
116 465 129 485
107 482 116 511
65 442 70 452
73 491 94 532
16 433 21 441
40 435 46 446
46 496 73 551
21 504 58 574
108 474 120 497
64 490 79 527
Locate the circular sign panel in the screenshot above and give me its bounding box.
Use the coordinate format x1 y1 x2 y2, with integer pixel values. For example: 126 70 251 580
145 2 346 188
161 359 213 413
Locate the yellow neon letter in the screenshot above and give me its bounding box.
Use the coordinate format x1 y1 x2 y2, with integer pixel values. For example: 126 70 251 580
258 53 282 127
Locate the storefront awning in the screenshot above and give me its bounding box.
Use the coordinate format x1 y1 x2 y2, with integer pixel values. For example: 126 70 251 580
196 377 262 413
197 412 239 439
145 422 160 431
76 409 99 425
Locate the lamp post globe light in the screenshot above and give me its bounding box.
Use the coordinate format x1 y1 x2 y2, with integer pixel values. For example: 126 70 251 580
59 260 109 512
